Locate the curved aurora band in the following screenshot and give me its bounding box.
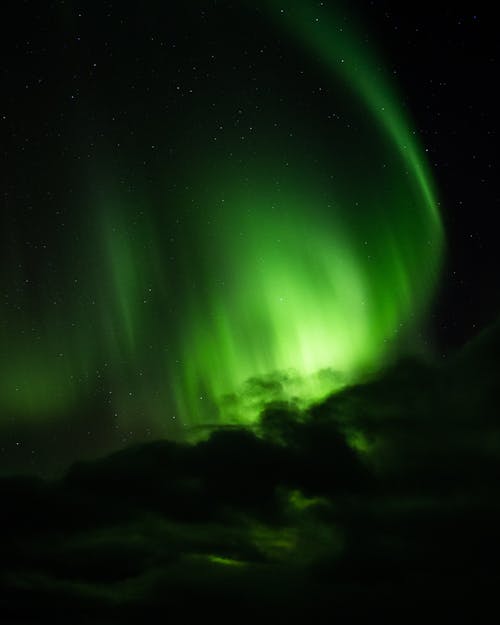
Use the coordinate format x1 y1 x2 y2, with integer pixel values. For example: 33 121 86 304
169 2 444 427
0 1 443 435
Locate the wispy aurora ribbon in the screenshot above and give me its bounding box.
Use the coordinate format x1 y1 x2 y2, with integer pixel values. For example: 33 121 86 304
0 1 443 435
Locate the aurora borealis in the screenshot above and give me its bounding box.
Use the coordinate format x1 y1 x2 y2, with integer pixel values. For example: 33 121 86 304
1 0 443 434
1 2 499 623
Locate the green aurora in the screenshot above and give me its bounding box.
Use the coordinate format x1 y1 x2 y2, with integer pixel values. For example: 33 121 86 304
0 1 443 434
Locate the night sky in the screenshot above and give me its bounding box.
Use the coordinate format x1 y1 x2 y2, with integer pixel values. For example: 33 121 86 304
1 1 499 623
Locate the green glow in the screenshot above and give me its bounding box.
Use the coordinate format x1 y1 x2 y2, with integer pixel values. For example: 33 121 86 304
0 1 443 434
205 555 247 568
288 490 326 512
0 310 94 419
345 430 373 454
251 524 298 560
169 2 443 425
251 511 344 563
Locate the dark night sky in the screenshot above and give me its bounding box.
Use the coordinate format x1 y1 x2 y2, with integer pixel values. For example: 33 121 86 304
370 2 499 348
0 3 499 623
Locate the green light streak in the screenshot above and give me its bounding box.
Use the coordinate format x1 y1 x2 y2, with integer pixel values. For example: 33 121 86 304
205 555 247 568
269 0 442 227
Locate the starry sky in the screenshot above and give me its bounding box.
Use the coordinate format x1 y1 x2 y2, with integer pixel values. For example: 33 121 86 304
0 2 499 621
1 0 497 476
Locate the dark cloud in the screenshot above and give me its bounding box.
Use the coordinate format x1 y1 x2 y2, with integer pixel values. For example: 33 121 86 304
2 324 500 623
